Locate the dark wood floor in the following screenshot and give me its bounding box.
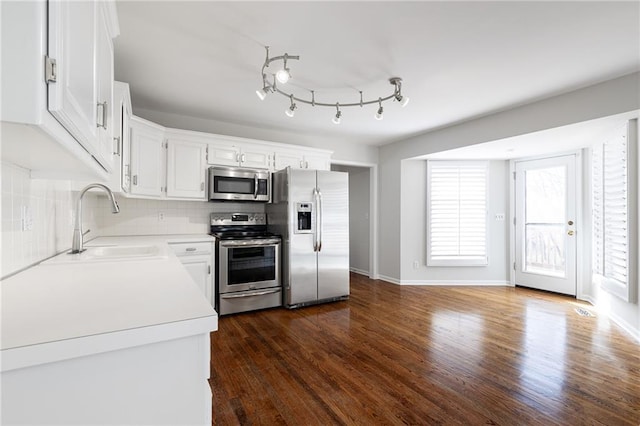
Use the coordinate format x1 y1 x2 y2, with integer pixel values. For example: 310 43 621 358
209 273 640 425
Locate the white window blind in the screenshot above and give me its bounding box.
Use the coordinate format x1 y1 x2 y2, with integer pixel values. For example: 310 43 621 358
591 124 630 297
427 161 488 266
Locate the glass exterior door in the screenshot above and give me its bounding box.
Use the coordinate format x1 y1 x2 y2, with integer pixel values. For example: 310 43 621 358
515 155 577 296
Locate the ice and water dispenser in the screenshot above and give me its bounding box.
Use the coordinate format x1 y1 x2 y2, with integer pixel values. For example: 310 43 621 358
295 202 312 233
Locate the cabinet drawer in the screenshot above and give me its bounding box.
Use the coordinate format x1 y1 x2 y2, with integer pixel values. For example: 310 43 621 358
169 242 212 256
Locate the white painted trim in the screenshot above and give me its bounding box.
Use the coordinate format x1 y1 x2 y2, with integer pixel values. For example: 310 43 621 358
376 276 510 286
607 311 640 344
398 280 510 286
350 267 369 276
509 160 516 286
331 159 379 280
377 274 401 285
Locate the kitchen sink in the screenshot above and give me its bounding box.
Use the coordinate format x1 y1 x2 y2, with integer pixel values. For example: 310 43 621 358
43 244 169 264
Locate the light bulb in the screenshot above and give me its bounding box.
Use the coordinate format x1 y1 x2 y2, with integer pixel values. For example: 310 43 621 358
400 96 410 108
285 106 295 118
256 88 267 101
276 69 290 84
375 106 384 121
332 111 342 125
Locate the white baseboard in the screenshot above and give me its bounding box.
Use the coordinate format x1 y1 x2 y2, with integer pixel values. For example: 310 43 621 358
376 276 510 286
349 267 370 277
400 280 510 286
608 311 640 343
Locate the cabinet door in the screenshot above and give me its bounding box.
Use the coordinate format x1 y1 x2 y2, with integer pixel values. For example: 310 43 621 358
180 257 213 306
206 143 240 166
240 146 272 170
48 0 99 157
130 120 164 197
166 139 206 199
95 2 114 171
304 154 331 171
274 152 304 171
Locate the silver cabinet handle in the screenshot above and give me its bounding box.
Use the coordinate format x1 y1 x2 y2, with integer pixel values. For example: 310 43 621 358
133 175 138 186
220 288 281 299
200 182 205 191
97 101 107 129
113 137 120 156
305 161 309 169
299 160 304 169
185 247 197 252
241 153 246 163
235 153 240 163
208 265 211 275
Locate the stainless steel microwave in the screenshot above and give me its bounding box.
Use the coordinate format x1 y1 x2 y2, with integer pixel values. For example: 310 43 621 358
208 166 271 202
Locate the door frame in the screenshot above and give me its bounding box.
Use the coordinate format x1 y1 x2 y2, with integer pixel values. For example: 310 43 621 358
330 159 379 280
509 150 586 299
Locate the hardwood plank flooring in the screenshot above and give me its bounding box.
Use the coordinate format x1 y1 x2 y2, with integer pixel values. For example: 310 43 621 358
210 273 640 425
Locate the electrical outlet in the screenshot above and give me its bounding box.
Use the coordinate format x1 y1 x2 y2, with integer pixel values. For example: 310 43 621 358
413 260 419 269
495 213 505 221
158 212 165 221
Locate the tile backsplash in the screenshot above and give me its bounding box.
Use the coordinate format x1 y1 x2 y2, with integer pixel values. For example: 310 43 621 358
1 162 100 278
96 196 265 236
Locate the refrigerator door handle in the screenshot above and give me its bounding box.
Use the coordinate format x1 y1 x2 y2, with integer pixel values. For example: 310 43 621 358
312 188 319 252
317 189 323 252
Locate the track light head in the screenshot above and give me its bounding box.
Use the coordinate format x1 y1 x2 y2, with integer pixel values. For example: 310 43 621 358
285 95 297 117
332 104 342 124
256 87 268 101
276 68 291 84
396 94 410 108
375 98 383 120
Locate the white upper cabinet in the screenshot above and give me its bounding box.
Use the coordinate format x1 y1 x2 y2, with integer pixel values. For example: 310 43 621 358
111 81 132 193
47 0 119 171
47 1 98 153
166 138 207 199
0 0 119 179
274 151 331 171
206 140 271 170
129 117 165 197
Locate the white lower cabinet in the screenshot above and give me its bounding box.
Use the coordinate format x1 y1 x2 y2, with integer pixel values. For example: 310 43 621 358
169 241 215 309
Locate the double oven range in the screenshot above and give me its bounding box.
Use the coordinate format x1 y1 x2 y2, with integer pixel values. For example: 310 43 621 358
210 213 282 315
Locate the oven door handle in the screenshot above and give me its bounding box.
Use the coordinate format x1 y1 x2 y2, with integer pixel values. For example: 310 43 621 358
220 288 281 299
220 239 281 247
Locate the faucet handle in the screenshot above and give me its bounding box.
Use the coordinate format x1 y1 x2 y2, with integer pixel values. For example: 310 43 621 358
83 229 91 236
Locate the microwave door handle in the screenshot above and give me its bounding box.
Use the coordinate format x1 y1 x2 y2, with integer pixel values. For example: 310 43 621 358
254 174 258 199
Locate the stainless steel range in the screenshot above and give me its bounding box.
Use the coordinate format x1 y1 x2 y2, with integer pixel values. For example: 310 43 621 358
210 212 282 315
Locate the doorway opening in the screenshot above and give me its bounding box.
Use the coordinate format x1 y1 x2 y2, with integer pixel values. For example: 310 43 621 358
331 162 378 279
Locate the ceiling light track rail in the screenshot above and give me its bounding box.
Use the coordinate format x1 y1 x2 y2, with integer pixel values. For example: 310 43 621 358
256 46 409 123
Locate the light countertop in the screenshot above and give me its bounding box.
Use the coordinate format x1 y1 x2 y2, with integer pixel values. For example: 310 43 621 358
1 234 217 372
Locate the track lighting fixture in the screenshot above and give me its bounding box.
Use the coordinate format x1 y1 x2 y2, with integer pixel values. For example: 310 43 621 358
257 46 409 124
375 98 383 121
285 95 297 117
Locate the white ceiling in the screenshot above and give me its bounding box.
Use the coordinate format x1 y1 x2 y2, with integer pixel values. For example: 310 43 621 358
113 1 640 146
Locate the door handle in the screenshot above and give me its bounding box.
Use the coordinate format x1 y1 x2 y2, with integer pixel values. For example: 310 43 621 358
254 174 258 199
316 188 323 252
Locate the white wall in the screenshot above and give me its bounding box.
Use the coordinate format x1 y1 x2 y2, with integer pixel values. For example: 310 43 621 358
133 107 380 165
378 72 640 282
332 165 370 275
0 162 100 278
399 160 509 284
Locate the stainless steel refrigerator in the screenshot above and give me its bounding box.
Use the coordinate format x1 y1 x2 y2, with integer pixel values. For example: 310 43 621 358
266 167 350 308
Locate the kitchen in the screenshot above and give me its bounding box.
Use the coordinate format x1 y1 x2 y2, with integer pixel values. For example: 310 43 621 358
1 1 640 425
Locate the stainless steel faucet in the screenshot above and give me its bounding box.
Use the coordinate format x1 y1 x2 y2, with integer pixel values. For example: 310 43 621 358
71 183 120 254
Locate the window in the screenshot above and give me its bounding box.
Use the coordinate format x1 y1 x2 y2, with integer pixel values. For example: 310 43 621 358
427 161 489 266
591 120 637 302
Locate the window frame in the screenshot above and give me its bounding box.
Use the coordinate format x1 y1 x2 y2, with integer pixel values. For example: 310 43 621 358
426 160 490 267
